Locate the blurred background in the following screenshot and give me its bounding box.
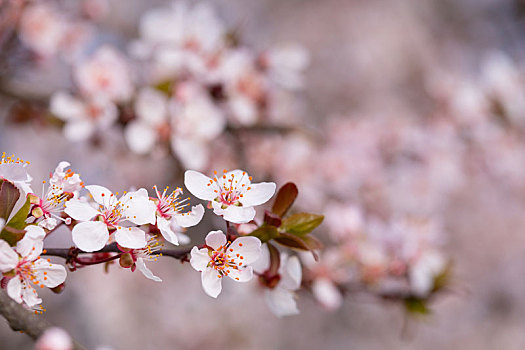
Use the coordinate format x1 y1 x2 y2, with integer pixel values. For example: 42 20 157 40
2 0 525 349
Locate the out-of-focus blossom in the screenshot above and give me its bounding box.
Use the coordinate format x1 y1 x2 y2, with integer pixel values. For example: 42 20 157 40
190 230 261 298
50 91 118 142
218 49 266 125
409 250 445 297
184 169 276 223
262 44 310 90
74 46 133 102
82 0 110 21
125 87 169 154
65 186 156 252
153 185 204 245
253 245 303 317
0 226 67 307
170 83 226 170
35 327 73 350
19 3 65 58
301 250 347 310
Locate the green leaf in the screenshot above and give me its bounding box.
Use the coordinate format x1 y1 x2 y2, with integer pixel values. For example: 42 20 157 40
154 80 174 95
281 213 324 236
404 297 430 315
0 196 31 246
271 182 298 217
0 226 25 246
6 197 30 230
249 225 278 243
0 180 20 221
432 261 453 293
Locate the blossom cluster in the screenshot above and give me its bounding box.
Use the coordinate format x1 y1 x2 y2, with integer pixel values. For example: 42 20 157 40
0 155 323 318
13 1 308 171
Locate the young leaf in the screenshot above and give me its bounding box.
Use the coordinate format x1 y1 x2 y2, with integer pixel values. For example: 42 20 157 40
274 232 310 251
0 226 26 246
404 297 430 315
271 182 298 217
6 197 31 230
0 180 20 221
281 213 324 236
264 210 282 227
249 225 279 243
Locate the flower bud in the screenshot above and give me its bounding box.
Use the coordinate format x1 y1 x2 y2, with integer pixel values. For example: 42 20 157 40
119 253 134 268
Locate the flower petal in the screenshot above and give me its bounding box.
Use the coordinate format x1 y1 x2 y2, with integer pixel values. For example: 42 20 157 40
50 91 84 121
64 198 100 221
229 236 261 265
125 121 158 155
239 182 276 207
72 221 109 252
312 278 343 310
123 189 156 225
227 266 253 282
219 205 256 224
63 119 95 142
85 185 113 206
0 240 18 272
184 170 216 201
265 287 299 317
280 255 302 291
21 280 41 307
7 277 22 304
16 225 45 260
157 216 179 245
205 230 226 250
114 226 147 249
173 204 204 228
136 257 162 282
251 243 270 274
190 247 210 271
34 260 67 288
201 267 222 298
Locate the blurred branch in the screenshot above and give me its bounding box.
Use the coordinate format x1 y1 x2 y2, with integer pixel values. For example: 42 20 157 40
0 289 86 349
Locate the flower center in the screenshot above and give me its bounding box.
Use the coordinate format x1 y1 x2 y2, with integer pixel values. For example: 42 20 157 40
207 170 253 207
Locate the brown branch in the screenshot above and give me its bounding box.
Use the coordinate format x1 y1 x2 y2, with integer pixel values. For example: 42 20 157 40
43 243 192 262
0 289 86 349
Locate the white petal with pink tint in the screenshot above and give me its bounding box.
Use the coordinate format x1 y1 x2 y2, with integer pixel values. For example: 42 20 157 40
65 198 100 221
72 221 109 252
239 182 276 207
114 226 147 249
205 230 227 250
184 170 216 201
0 240 18 272
136 257 162 282
34 259 67 288
201 267 222 298
173 204 204 228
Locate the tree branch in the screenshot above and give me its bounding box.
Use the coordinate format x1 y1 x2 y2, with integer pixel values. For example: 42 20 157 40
42 243 192 263
0 289 86 349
